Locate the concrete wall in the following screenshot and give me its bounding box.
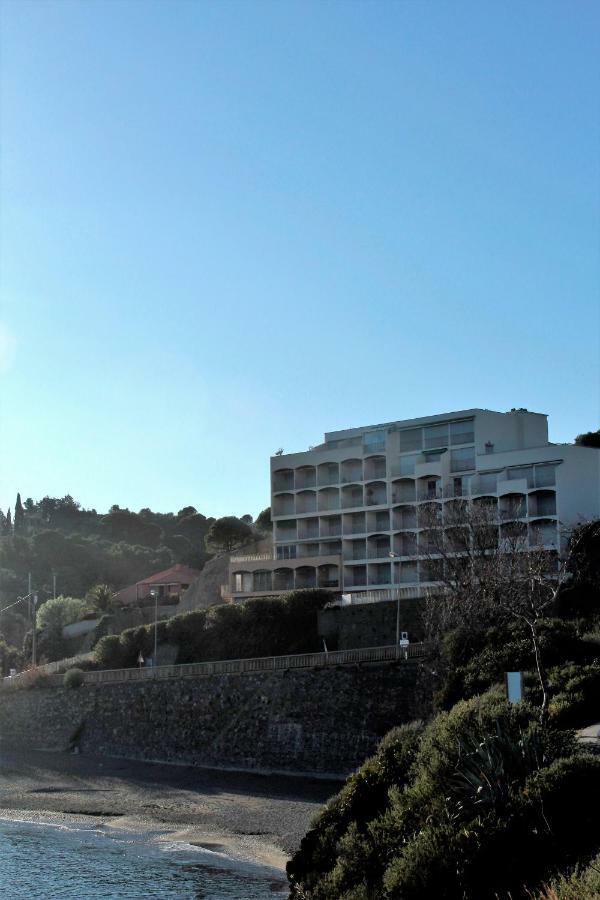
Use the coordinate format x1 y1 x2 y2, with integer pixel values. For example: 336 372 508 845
0 663 422 777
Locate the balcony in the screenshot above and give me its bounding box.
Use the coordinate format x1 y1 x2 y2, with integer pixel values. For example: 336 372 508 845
397 562 418 584
344 565 367 588
367 562 391 586
317 462 340 487
341 485 364 509
392 505 417 530
318 488 340 512
295 466 316 490
273 469 294 492
394 533 417 557
341 459 363 484
298 518 319 540
295 566 317 589
365 482 387 506
344 540 366 561
417 479 442 501
499 494 527 520
529 519 558 549
320 516 342 537
364 455 387 480
273 493 295 516
391 479 416 503
295 490 317 514
367 536 391 559
318 563 340 589
343 512 366 535
528 490 556 518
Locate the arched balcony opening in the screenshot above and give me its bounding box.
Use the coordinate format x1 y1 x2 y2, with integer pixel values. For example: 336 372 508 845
529 519 558 549
528 490 556 518
393 531 417 557
295 466 316 490
275 519 297 542
418 502 442 528
418 529 440 555
341 458 363 484
273 493 295 517
365 481 387 507
253 570 273 593
500 520 528 550
367 509 390 534
392 505 417 530
318 487 340 512
295 566 317 590
341 483 364 509
417 476 442 501
397 561 418 584
343 511 366 536
419 558 444 584
472 495 498 514
364 455 387 481
499 493 527 521
318 563 339 589
344 538 366 561
367 533 390 559
368 562 391 586
344 565 366 588
273 568 294 592
298 517 319 540
273 469 294 492
391 479 416 504
320 515 342 537
317 462 339 487
296 490 317 514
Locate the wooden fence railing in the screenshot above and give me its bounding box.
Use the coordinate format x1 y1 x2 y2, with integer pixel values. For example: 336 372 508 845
2 643 428 690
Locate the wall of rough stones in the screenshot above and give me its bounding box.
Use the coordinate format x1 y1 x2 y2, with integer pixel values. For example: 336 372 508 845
0 663 420 776
318 599 423 650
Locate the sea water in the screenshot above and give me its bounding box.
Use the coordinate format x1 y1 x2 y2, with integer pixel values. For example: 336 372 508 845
0 818 288 899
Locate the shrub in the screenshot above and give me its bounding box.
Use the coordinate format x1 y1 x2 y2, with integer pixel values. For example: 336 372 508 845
94 634 123 669
288 691 589 900
63 667 84 689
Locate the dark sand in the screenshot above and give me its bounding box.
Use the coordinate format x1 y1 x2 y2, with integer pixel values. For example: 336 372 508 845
0 747 341 871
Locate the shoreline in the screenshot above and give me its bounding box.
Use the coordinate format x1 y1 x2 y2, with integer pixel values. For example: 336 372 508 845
0 746 341 874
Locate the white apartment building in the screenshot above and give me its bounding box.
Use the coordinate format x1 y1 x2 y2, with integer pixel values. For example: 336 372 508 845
227 409 600 601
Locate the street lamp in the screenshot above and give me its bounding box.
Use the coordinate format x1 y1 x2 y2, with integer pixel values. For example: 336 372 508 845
388 552 401 650
150 588 158 667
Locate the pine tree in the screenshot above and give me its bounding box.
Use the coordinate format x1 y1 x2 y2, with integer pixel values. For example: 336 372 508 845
13 493 24 533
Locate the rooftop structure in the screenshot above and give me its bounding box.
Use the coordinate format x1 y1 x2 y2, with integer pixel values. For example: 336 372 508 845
227 408 600 602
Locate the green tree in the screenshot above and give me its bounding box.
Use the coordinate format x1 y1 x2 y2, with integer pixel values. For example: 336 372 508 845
86 583 114 613
575 429 600 448
255 507 272 533
13 494 25 533
5 509 12 534
204 516 253 553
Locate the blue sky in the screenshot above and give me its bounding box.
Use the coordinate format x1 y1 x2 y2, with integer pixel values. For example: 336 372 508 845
1 0 598 520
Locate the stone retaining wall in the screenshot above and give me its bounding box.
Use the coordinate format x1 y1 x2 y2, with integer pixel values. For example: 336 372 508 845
0 663 421 776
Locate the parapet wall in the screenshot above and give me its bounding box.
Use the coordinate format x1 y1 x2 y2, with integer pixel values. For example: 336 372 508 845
0 663 421 776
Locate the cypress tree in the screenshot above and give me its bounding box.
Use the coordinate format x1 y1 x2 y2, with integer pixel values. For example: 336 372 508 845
13 493 24 533
5 508 12 534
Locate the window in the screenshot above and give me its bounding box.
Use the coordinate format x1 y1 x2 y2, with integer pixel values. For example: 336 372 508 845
399 428 422 452
277 545 296 560
399 454 419 475
535 464 556 488
507 466 534 487
450 420 475 445
450 447 475 472
253 571 272 592
363 430 386 451
424 424 448 449
453 477 463 497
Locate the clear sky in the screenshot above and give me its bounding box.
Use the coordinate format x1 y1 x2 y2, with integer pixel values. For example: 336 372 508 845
1 0 599 520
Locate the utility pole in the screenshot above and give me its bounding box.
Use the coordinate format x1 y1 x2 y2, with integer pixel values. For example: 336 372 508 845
32 594 38 668
53 572 57 600
28 572 32 622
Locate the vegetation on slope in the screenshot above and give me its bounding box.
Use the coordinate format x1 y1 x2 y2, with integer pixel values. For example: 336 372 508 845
94 589 331 668
288 521 600 898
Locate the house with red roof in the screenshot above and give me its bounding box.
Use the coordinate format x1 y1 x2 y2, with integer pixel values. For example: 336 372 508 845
113 563 202 608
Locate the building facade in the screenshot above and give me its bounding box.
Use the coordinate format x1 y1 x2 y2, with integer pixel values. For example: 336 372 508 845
227 409 600 601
